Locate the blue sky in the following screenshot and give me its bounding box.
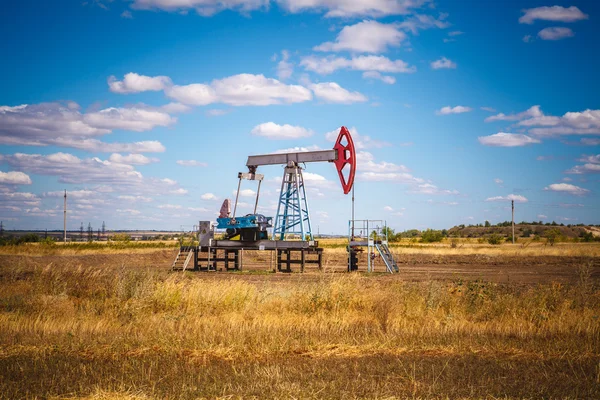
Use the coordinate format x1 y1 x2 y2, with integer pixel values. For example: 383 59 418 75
0 0 599 233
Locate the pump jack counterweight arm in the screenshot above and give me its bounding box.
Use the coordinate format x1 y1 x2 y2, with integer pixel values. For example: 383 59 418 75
245 126 356 195
246 150 338 169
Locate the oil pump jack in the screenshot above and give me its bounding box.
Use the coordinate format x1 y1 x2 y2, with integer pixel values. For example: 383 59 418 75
172 126 356 272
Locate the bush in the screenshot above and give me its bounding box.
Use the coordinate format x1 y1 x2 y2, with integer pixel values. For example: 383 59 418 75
544 228 562 246
487 234 503 245
420 229 444 243
110 233 131 243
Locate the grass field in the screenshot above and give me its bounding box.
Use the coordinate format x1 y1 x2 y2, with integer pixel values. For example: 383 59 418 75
0 243 599 399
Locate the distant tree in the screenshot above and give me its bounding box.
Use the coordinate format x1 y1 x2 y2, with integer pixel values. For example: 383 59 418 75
487 234 503 245
381 226 395 240
544 228 562 246
484 220 491 228
420 229 444 243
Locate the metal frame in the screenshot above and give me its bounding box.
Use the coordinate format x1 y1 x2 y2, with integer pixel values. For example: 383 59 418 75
348 219 398 273
273 165 313 241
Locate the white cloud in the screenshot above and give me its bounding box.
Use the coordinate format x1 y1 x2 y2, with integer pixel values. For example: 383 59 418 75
276 50 294 80
519 6 588 24
274 145 321 154
164 73 313 106
118 195 153 202
161 178 177 185
485 194 528 203
478 133 541 147
581 138 600 146
314 20 406 53
397 14 450 34
131 0 268 16
170 188 188 195
176 160 208 167
52 138 165 153
358 171 423 184
234 189 257 197
537 214 547 219
430 57 456 69
0 171 32 185
301 55 415 75
357 151 408 173
544 183 589 196
158 204 182 210
0 102 169 152
160 102 191 113
485 105 543 122
0 152 143 185
310 82 367 103
565 163 600 175
107 72 172 94
517 108 600 137
538 27 574 41
383 205 394 212
436 106 472 115
523 35 533 43
494 178 503 185
277 0 424 18
117 209 142 215
410 183 459 195
362 71 396 84
188 207 210 212
45 190 95 199
325 127 390 149
200 193 218 200
109 153 159 165
251 122 314 139
121 10 133 18
84 106 175 132
578 154 600 164
481 107 496 113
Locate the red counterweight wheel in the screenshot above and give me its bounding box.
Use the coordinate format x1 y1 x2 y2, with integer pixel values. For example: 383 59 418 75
333 126 356 195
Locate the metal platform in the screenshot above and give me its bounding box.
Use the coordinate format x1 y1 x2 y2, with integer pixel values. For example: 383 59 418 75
179 240 323 272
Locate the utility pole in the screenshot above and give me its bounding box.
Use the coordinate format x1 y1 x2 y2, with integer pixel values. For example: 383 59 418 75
63 190 67 243
511 199 515 244
0 220 3 237
80 222 84 241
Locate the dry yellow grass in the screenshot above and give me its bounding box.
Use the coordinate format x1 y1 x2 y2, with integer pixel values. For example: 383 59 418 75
1 260 599 398
321 238 600 257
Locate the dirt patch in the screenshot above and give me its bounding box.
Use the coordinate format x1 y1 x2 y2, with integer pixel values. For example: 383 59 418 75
1 248 598 285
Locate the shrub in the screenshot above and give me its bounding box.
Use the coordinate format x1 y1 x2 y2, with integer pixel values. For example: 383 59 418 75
420 229 444 243
487 234 503 245
544 228 562 246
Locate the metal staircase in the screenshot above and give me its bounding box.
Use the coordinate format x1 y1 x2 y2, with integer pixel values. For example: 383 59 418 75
171 246 195 271
375 243 399 273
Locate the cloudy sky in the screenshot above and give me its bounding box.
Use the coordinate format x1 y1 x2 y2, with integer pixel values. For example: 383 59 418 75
1 0 599 233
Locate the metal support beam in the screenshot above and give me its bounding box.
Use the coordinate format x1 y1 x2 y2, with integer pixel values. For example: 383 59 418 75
247 150 337 168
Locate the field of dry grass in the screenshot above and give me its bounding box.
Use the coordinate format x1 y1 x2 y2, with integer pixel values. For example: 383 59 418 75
1 246 599 399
